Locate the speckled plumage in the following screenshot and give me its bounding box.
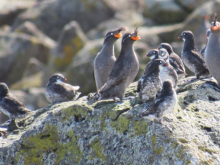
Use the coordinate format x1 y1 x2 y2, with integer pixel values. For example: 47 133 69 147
94 27 126 90
45 74 80 103
137 59 163 102
158 43 185 78
158 49 178 88
142 81 177 118
144 49 159 75
0 83 30 120
179 31 210 78
99 29 140 100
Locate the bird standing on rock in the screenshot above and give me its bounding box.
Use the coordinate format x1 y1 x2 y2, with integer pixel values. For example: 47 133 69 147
205 15 220 87
94 27 126 90
142 80 177 120
99 28 140 101
45 74 80 103
158 49 178 88
0 83 31 125
178 31 210 79
158 43 185 79
144 49 159 75
137 59 163 103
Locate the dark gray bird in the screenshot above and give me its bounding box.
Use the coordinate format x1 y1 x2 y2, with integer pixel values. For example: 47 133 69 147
144 49 159 75
94 27 126 90
45 74 80 103
137 59 163 103
99 29 140 101
142 80 177 119
200 29 211 57
158 49 178 88
0 83 31 121
158 43 186 79
205 15 220 87
178 31 210 79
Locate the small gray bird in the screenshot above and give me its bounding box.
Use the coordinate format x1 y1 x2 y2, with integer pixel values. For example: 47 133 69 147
200 29 211 57
158 43 186 79
99 28 140 101
144 49 159 75
205 15 220 87
142 80 177 119
137 59 163 103
178 31 210 79
158 49 178 88
45 74 80 103
0 83 31 122
94 27 126 90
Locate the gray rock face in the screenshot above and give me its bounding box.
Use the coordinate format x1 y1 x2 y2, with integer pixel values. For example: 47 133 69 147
0 0 34 26
11 0 116 40
143 0 188 24
0 32 51 85
52 21 87 71
0 77 220 165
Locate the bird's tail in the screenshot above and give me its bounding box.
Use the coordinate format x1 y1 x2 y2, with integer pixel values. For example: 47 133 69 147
73 86 80 90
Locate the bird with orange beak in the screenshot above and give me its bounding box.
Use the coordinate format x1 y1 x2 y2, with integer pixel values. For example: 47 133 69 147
94 27 127 90
98 28 141 101
205 14 220 87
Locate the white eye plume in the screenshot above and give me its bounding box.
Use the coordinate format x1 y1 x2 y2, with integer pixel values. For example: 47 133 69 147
111 33 113 35
129 35 131 37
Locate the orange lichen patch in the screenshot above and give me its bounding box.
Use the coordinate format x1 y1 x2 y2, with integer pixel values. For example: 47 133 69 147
131 36 141 41
114 33 122 38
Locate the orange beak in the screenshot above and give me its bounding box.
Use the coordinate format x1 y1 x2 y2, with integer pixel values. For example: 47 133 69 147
131 35 141 41
211 26 219 31
114 32 122 38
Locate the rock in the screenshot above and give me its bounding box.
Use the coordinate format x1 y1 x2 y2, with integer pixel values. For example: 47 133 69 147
139 23 184 47
1 77 220 164
142 0 188 24
0 31 51 85
0 0 34 26
176 0 207 11
0 87 48 124
14 21 56 48
87 11 144 40
11 87 48 110
11 0 117 40
52 21 87 71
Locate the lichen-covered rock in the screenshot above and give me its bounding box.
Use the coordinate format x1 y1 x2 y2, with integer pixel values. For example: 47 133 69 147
0 77 220 165
52 21 87 71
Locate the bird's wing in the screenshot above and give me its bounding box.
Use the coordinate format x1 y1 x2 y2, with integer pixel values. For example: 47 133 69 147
99 60 126 92
191 50 206 64
1 95 28 114
191 50 208 70
170 55 185 72
53 84 77 100
137 78 143 93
